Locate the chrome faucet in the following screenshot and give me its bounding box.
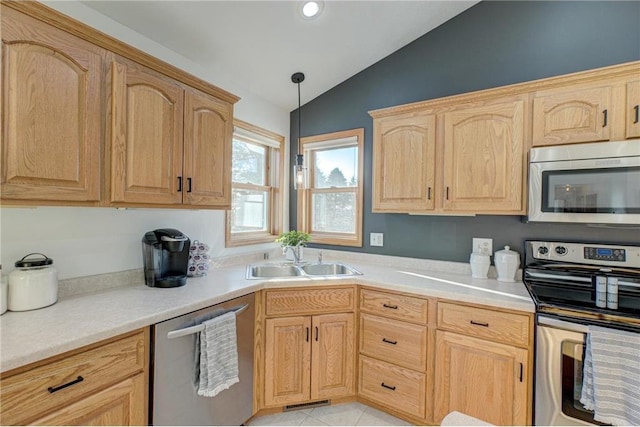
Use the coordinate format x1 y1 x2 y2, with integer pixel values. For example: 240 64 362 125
283 243 304 264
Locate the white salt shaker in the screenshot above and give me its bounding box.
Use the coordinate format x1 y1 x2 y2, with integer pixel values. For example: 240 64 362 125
494 246 520 282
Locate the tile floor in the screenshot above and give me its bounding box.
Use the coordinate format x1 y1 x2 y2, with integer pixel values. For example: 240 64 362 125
247 402 412 426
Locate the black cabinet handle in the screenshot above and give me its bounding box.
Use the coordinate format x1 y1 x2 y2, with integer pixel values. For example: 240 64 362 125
382 303 398 310
519 363 523 383
427 187 432 200
306 327 309 342
177 176 183 192
381 382 396 391
446 187 450 200
48 376 84 393
634 105 639 124
315 326 319 342
470 320 489 327
187 177 192 193
602 109 608 127
382 338 397 345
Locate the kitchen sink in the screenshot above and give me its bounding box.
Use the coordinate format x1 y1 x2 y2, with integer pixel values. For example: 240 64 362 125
246 262 362 279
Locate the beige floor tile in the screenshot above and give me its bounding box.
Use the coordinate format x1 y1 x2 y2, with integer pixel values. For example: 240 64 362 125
247 410 308 426
300 415 330 426
355 406 413 426
309 402 367 426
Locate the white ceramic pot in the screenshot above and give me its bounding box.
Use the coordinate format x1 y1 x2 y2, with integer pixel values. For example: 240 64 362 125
494 246 520 282
470 253 490 279
8 253 58 311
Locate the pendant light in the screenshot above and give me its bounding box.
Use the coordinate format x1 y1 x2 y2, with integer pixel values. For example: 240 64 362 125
292 72 307 190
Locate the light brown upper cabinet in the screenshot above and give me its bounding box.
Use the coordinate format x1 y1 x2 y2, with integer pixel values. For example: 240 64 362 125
372 111 436 212
626 79 640 139
111 58 232 208
1 6 103 203
442 98 526 212
532 84 612 146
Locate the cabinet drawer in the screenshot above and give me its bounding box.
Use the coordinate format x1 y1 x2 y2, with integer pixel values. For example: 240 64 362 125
437 302 530 347
360 289 428 324
0 329 146 425
358 355 426 419
265 287 355 316
359 313 427 372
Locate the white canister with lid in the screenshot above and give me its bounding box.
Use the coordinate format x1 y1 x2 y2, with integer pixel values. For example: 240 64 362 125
494 246 520 282
470 253 491 279
8 253 58 311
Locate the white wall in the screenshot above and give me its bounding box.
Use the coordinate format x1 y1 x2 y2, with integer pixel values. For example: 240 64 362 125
1 1 290 280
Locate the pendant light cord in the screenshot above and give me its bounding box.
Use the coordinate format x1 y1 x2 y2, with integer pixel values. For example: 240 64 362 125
297 80 302 156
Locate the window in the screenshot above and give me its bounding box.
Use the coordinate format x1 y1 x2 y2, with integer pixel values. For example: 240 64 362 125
298 128 364 247
226 119 284 247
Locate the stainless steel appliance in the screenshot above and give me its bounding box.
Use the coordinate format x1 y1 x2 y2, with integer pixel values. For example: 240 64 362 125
523 240 640 425
528 140 640 225
142 228 190 288
151 293 255 425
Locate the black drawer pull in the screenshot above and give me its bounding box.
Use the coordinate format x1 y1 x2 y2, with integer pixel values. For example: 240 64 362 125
634 105 639 124
48 376 84 393
602 109 608 127
470 320 489 327
382 338 398 345
187 177 192 193
382 303 398 310
177 176 183 192
381 382 396 391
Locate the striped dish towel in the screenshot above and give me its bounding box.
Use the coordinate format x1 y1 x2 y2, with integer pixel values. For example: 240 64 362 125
196 311 239 397
580 325 640 426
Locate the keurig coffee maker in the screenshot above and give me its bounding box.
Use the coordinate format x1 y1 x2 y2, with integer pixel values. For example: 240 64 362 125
142 228 190 288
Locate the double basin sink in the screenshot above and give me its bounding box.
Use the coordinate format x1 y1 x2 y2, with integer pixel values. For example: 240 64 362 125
246 262 362 279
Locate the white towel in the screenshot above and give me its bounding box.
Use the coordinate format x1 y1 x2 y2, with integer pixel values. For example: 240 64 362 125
196 311 240 397
580 325 640 426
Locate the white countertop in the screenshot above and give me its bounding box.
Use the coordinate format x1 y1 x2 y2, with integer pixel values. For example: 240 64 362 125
0 256 534 373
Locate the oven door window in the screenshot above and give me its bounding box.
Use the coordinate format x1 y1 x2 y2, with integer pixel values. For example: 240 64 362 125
542 166 640 213
561 339 609 425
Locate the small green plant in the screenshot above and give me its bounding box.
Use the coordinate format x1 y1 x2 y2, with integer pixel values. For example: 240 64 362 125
275 230 311 247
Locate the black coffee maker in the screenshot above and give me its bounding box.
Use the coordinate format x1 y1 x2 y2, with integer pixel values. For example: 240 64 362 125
142 228 190 288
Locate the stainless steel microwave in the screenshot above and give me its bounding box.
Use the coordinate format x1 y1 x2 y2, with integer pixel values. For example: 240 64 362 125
528 140 640 225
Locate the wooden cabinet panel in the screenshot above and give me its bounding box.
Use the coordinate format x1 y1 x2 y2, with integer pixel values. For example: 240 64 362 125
443 99 526 212
311 313 355 399
264 316 312 406
358 355 426 419
265 287 355 316
360 289 428 324
359 313 427 372
183 89 232 207
437 302 530 347
372 111 436 212
110 59 184 204
32 374 146 426
533 85 611 146
433 331 528 426
1 7 102 202
626 80 640 138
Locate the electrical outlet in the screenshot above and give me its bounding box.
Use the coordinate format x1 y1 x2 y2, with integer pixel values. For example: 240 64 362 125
370 232 384 247
473 238 493 255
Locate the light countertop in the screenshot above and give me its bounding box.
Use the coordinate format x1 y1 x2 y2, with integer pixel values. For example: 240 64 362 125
0 254 534 373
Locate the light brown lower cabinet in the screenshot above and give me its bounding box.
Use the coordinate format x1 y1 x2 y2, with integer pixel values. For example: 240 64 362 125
0 329 148 426
263 313 355 407
433 330 529 426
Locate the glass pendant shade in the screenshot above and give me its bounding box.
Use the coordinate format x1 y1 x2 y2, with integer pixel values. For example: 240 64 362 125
293 154 307 190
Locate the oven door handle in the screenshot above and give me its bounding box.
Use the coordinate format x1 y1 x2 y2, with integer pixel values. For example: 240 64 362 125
538 316 589 334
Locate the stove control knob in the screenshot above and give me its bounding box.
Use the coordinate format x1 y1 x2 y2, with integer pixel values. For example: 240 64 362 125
538 246 549 255
555 246 567 255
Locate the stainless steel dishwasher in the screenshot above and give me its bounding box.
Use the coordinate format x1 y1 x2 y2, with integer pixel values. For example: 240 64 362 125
151 293 255 425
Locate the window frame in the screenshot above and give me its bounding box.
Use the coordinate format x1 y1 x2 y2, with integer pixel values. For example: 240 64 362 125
297 128 364 247
225 119 284 247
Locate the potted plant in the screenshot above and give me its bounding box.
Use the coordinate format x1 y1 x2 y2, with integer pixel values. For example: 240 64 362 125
276 230 310 263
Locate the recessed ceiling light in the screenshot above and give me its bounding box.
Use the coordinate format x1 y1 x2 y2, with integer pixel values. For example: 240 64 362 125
301 1 323 19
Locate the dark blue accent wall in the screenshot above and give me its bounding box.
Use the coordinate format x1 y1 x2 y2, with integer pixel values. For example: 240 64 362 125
290 1 640 261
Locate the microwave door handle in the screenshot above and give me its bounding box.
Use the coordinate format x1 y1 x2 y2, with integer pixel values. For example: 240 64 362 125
538 316 589 334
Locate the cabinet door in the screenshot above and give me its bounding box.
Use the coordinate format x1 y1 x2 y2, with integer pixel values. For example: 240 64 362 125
183 89 232 207
434 331 528 426
111 60 184 204
626 80 640 139
311 313 355 399
372 112 436 212
443 99 525 212
532 85 611 146
1 8 102 202
32 374 146 426
264 316 312 406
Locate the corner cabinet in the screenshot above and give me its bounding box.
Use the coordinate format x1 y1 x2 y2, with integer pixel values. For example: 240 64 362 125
0 329 148 426
1 6 103 203
110 58 232 208
256 287 356 409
